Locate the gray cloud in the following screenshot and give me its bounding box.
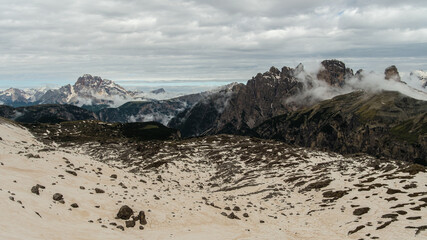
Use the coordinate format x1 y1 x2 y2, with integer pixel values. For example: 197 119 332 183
0 0 426 88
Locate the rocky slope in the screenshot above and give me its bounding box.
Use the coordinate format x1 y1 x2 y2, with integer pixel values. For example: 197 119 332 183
1 118 426 239
255 91 427 165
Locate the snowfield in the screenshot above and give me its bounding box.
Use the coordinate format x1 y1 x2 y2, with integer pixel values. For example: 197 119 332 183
0 119 426 240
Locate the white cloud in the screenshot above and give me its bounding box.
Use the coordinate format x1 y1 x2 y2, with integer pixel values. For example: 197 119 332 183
0 0 426 86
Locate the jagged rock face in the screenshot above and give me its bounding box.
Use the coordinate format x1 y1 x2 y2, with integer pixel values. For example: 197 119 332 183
317 60 354 87
385 65 401 82
169 66 305 137
215 67 303 132
255 91 427 165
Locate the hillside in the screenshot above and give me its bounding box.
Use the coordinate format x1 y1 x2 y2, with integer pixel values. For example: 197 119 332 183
255 91 427 165
1 118 427 239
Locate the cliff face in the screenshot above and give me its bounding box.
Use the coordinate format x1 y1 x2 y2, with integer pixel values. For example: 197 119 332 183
169 65 306 137
169 60 360 137
255 91 427 165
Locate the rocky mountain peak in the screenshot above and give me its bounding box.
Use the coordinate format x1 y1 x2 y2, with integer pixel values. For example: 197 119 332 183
269 66 281 76
317 59 353 87
384 65 401 82
75 74 111 89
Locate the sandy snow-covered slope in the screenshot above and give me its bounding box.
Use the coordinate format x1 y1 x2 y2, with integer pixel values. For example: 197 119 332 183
0 119 426 240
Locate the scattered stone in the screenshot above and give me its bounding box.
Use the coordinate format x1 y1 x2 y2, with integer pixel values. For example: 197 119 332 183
376 220 396 230
125 220 135 228
71 203 79 208
110 174 117 179
139 226 144 230
25 153 40 158
243 213 249 218
117 225 124 231
31 184 45 195
386 188 405 194
302 179 332 192
138 211 147 225
233 206 241 211
80 186 85 190
395 210 407 215
117 205 134 220
322 190 348 200
382 213 398 219
221 212 227 216
385 197 398 201
407 216 421 220
95 188 105 194
353 207 370 216
227 212 240 220
348 225 365 235
65 170 77 176
53 193 63 201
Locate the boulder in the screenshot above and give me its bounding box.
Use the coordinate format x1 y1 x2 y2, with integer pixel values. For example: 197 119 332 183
53 193 63 201
117 205 134 220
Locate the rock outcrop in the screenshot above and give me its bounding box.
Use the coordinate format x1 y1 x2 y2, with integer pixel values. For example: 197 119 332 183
385 65 401 82
317 59 354 87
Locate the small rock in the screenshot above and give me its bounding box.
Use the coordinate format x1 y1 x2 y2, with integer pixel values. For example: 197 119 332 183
139 226 144 230
233 206 241 211
65 170 77 176
95 188 105 194
138 211 147 225
117 225 124 231
125 220 135 228
117 205 134 220
227 212 240 220
53 193 63 201
80 186 85 190
71 203 79 208
353 207 370 216
243 213 249 218
221 212 227 216
110 174 117 179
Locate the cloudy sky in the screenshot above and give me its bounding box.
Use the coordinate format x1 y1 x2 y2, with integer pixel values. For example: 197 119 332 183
1 0 427 89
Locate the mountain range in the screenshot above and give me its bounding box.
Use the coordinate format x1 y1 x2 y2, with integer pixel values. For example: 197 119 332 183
1 60 426 164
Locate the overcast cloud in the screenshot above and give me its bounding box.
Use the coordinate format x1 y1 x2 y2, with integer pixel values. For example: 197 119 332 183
0 0 426 88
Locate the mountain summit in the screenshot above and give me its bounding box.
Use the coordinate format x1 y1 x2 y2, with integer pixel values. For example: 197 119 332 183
38 74 132 107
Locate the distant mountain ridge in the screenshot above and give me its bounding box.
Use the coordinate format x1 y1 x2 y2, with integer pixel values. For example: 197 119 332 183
169 60 427 137
0 74 173 108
